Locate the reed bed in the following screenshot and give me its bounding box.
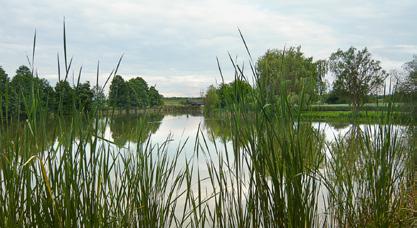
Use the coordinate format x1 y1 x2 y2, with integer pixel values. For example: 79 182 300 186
0 27 415 227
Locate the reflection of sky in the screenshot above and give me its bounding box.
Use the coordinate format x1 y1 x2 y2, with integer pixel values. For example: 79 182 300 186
311 122 408 158
151 115 204 145
101 116 409 159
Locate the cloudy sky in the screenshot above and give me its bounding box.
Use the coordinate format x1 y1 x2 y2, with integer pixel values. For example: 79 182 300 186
1 0 416 97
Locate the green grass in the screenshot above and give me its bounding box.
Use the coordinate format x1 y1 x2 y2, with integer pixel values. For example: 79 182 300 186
300 110 412 123
162 97 203 107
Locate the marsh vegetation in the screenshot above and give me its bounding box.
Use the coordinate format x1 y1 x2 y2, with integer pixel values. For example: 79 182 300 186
0 28 416 227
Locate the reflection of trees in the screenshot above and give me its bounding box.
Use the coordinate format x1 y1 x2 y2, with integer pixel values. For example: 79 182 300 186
110 113 163 147
203 115 252 150
326 122 350 130
204 117 233 142
204 115 325 169
0 118 57 158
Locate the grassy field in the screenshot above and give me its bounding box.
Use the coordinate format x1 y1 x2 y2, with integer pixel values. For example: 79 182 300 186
162 97 203 106
308 103 407 112
300 110 414 124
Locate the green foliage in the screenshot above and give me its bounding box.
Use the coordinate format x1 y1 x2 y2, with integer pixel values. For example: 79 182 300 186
325 89 349 104
256 47 321 104
55 81 75 114
217 83 231 108
316 59 328 99
9 66 35 115
92 85 106 109
127 77 149 108
203 85 219 112
0 66 10 118
75 81 94 112
108 75 162 109
109 75 129 109
148 85 163 107
329 47 387 112
396 55 417 115
225 80 253 105
204 79 253 112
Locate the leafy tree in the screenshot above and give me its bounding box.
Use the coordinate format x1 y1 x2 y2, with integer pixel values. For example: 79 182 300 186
217 83 232 108
38 78 55 112
329 47 387 112
10 66 35 115
8 66 56 116
92 85 106 109
75 81 94 112
204 80 253 112
256 47 320 104
55 81 75 114
397 55 417 100
396 55 417 115
219 80 253 107
316 59 328 102
0 66 10 117
109 75 129 109
127 77 149 109
204 85 220 113
325 89 349 104
148 86 163 107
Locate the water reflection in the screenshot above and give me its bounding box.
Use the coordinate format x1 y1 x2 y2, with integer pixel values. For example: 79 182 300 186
0 113 413 158
110 113 163 147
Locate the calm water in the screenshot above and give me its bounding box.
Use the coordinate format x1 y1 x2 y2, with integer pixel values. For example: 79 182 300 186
2 112 407 162
1 112 413 224
100 113 409 158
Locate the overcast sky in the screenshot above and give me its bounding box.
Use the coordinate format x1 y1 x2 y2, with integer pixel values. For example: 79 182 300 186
1 0 416 97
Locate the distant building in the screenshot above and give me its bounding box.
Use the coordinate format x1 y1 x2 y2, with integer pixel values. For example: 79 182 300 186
186 99 204 107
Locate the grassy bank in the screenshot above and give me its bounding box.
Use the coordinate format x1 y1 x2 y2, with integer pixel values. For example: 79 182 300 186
308 103 406 112
300 110 414 124
162 97 203 106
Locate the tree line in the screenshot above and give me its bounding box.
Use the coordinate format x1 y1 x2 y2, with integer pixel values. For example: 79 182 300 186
108 75 163 112
205 46 417 113
0 65 163 119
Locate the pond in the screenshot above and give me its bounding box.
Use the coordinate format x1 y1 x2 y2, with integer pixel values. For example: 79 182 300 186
0 112 414 226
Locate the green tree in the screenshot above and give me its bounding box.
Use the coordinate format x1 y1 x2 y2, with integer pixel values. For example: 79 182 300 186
55 81 75 114
127 77 149 109
396 55 417 115
0 67 10 118
208 80 253 110
75 81 94 112
204 85 220 113
92 85 106 109
329 47 387 112
256 47 320 104
109 75 129 109
148 86 163 107
38 78 55 112
398 55 417 99
10 66 56 116
228 80 253 104
316 59 328 102
217 83 232 108
10 66 36 115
